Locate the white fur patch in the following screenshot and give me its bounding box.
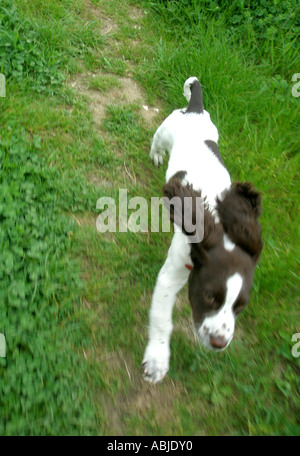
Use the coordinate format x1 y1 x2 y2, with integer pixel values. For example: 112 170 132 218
150 107 231 210
223 234 235 251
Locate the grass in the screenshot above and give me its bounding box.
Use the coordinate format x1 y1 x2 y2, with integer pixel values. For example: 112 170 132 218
0 0 299 436
88 74 122 92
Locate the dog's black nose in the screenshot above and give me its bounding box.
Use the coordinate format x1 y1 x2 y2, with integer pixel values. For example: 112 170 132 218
210 336 227 349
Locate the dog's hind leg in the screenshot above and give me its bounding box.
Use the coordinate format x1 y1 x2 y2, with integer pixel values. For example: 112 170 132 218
142 232 190 383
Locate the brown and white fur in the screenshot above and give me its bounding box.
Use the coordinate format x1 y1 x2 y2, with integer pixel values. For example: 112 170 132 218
142 77 262 383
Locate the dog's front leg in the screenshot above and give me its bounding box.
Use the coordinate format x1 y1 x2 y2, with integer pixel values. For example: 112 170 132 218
143 236 190 383
149 114 175 166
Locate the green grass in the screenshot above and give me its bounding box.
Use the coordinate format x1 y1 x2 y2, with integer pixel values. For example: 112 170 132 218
1 0 299 436
88 74 121 92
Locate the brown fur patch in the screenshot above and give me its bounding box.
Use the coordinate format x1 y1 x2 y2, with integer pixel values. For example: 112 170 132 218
163 173 223 256
217 182 263 262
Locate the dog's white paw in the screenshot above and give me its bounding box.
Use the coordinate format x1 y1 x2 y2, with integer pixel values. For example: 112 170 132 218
142 342 170 384
150 149 164 166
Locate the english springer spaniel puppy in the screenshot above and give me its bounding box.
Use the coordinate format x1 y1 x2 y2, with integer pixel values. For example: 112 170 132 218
142 77 263 383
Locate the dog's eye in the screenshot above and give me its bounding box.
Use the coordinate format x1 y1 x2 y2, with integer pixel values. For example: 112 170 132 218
204 291 215 305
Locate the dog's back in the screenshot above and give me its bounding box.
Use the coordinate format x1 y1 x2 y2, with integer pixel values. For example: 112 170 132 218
163 77 230 210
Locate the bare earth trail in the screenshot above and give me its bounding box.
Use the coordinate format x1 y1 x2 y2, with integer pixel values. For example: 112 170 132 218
68 1 190 435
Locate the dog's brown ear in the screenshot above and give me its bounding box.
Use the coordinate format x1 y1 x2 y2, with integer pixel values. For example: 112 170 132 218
163 173 223 264
216 182 263 262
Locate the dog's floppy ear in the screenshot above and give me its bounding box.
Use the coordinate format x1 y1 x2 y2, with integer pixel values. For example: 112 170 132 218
163 172 223 266
217 182 263 262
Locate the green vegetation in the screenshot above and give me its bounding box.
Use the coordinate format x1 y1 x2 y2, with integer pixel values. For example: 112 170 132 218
147 0 299 75
0 0 299 436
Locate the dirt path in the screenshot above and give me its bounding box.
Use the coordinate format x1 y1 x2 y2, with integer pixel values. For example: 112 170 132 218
69 2 188 435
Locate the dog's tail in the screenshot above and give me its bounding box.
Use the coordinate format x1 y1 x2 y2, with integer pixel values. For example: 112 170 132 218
183 77 204 114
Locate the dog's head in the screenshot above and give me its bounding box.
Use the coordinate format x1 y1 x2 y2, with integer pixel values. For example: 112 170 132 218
164 175 262 351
